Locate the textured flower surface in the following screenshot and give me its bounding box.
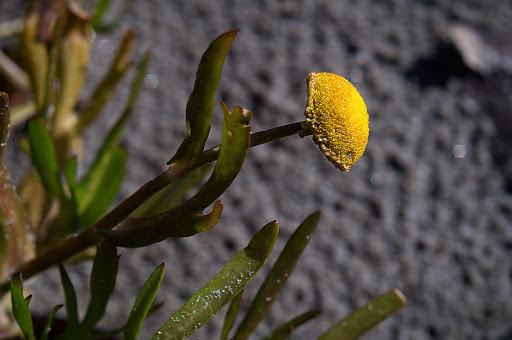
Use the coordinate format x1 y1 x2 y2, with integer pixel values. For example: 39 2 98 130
304 72 369 172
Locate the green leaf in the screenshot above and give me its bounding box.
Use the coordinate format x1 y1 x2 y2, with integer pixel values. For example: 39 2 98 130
168 31 237 177
64 156 78 204
220 290 243 340
27 118 65 199
131 164 211 217
91 0 113 28
147 302 164 318
234 211 321 340
82 241 119 329
10 273 36 340
0 92 10 163
75 49 149 212
183 104 252 211
99 103 251 248
260 309 322 340
77 30 136 131
151 221 279 340
317 289 406 340
40 304 63 340
91 0 132 33
123 263 165 340
59 264 79 328
97 200 223 248
76 146 127 230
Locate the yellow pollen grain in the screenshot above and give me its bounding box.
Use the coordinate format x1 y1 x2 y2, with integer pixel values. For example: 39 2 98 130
304 72 369 172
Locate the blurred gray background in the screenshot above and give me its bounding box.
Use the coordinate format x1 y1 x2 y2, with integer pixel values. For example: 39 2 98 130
2 1 512 339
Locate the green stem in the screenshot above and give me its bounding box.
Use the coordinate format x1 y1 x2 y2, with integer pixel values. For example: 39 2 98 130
0 121 309 293
196 121 308 167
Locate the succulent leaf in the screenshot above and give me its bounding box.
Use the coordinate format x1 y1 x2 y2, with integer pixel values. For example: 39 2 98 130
234 211 321 339
97 200 223 248
123 263 165 340
151 221 278 340
260 309 322 340
317 289 406 340
59 264 79 328
221 290 244 340
82 241 119 329
168 31 237 177
10 273 36 340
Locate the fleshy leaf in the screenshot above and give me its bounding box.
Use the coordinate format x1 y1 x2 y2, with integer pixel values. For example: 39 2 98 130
317 289 406 340
151 221 279 340
22 12 49 112
40 304 63 340
234 211 321 339
82 241 119 329
220 290 243 340
91 0 132 32
76 146 127 230
99 104 250 247
123 263 165 340
131 164 211 217
75 49 149 210
98 200 223 248
64 156 78 204
260 309 322 340
27 118 65 199
10 273 36 340
77 29 135 131
51 4 91 163
59 264 79 328
183 104 252 211
167 31 237 177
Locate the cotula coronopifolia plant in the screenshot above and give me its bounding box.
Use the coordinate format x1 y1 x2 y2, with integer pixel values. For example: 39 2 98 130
0 2 404 339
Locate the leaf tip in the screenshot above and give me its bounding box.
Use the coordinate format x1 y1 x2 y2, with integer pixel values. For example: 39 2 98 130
247 220 279 258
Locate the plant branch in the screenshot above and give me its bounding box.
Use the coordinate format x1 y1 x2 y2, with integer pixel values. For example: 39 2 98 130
0 121 310 293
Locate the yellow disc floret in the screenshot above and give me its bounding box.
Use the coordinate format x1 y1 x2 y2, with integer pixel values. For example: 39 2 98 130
304 72 369 172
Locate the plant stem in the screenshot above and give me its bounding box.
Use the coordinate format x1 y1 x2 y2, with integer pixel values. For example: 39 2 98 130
196 121 309 168
0 121 309 293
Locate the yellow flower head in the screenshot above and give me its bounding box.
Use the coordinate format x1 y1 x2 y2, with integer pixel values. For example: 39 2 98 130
304 72 369 172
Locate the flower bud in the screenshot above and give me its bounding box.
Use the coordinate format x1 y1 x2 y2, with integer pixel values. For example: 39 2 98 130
304 72 369 171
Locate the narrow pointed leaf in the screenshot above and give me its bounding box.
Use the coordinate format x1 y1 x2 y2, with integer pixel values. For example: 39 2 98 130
123 263 165 340
147 302 164 318
220 290 243 340
77 146 127 230
91 0 132 32
10 273 36 340
59 264 79 328
40 304 63 340
101 103 250 247
151 221 279 340
168 31 237 177
22 12 49 112
27 118 65 199
82 241 119 329
317 289 406 340
91 0 112 26
64 156 78 203
235 211 321 340
75 49 149 208
77 30 136 131
260 309 321 340
98 200 223 248
131 164 211 217
52 5 91 141
184 104 252 211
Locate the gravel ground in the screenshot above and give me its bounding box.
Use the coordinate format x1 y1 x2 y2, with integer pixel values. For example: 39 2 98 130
2 1 512 339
